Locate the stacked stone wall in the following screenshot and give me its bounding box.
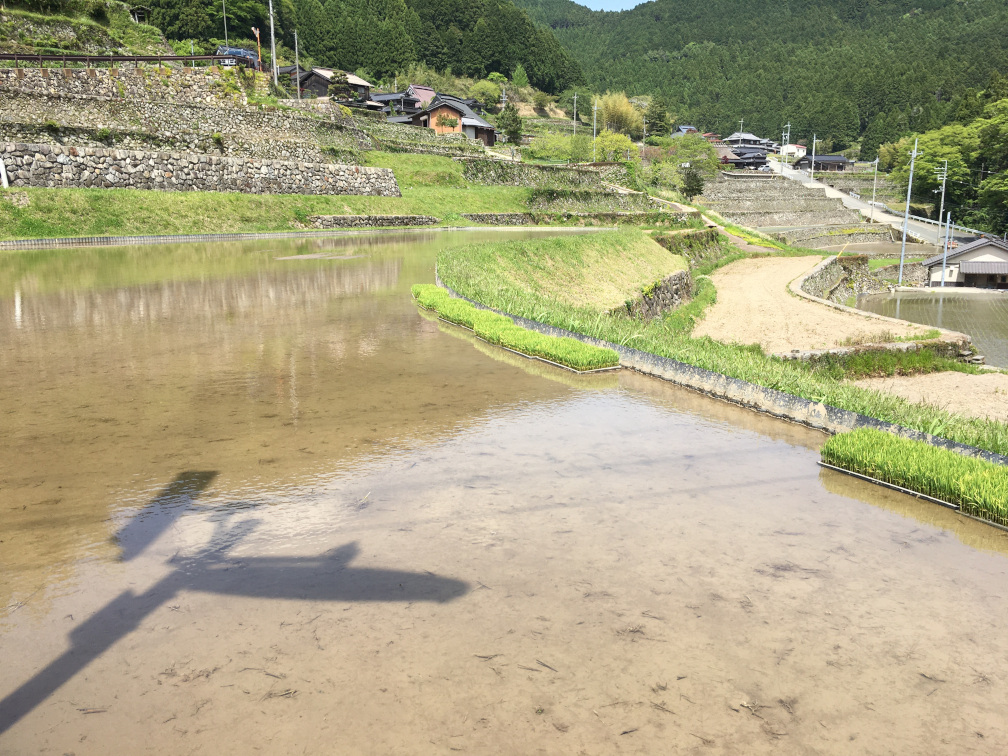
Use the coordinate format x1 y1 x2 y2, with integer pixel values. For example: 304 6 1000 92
459 159 607 189
1 142 400 196
0 90 367 163
308 215 437 228
0 65 254 105
618 270 693 319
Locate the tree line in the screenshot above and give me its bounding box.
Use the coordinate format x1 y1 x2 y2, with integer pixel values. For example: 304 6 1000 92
145 0 583 91
515 0 1008 152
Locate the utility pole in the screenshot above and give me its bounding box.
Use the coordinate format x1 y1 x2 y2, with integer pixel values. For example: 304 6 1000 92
268 0 277 86
739 117 744 134
870 157 879 222
294 29 300 101
572 92 577 136
934 159 948 253
941 210 952 287
252 27 261 72
642 114 646 144
223 0 228 47
809 134 817 182
782 122 790 171
593 97 598 163
898 137 921 286
501 86 506 108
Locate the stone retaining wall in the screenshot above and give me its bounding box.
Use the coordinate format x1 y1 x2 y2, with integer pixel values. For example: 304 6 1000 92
618 269 693 319
459 159 606 189
459 211 689 226
0 91 367 163
1 142 400 196
800 255 886 303
780 226 895 248
0 66 251 105
308 214 437 228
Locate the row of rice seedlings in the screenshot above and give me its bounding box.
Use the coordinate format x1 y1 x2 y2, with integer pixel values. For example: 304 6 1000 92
411 284 620 372
821 429 1008 526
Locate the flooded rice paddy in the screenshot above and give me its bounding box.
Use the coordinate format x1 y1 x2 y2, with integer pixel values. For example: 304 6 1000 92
857 289 1008 368
3 230 1008 754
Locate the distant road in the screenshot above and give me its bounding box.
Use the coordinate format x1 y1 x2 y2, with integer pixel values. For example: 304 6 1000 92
770 158 978 249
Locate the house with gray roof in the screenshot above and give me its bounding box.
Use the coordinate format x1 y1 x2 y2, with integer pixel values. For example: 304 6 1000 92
923 237 1008 288
410 94 496 146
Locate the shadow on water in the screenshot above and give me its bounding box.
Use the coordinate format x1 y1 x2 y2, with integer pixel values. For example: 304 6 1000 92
0 471 469 734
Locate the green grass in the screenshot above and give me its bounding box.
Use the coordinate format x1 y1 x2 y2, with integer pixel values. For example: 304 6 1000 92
822 429 1008 525
867 257 927 271
411 284 619 372
809 347 984 380
436 230 1008 457
0 183 529 241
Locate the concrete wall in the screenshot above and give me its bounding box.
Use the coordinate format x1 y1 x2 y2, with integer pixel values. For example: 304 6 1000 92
1 142 400 196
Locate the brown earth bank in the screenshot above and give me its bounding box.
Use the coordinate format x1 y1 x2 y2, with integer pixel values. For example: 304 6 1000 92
852 371 1008 422
692 256 928 353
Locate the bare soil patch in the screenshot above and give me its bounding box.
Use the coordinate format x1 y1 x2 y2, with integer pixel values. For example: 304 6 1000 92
852 371 1008 422
693 256 928 352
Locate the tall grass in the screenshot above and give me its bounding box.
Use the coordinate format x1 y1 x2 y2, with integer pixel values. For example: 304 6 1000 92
436 232 1008 457
822 429 1008 525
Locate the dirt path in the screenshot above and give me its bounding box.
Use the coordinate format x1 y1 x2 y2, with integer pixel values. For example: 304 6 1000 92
852 371 1008 422
693 256 928 353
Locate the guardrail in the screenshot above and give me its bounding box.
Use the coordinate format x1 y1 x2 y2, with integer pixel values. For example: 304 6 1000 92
0 53 256 69
906 213 986 238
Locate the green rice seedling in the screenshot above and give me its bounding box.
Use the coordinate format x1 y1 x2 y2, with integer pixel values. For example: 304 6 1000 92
412 283 619 371
822 429 1008 526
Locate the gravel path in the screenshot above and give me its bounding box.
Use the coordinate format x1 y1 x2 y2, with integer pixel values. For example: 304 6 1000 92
693 256 928 353
852 371 1008 422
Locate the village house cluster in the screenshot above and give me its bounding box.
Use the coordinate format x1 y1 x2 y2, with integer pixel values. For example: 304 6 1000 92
279 66 498 146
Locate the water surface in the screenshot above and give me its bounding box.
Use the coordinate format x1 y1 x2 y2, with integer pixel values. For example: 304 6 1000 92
857 289 1008 367
2 231 1008 754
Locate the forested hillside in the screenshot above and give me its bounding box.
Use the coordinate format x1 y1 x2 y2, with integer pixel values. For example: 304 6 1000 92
143 0 582 92
515 0 1008 152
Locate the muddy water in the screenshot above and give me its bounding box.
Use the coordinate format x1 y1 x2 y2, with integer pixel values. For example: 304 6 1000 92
857 290 1008 367
3 231 1008 754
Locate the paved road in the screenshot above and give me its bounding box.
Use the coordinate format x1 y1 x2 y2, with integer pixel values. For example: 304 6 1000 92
770 158 977 250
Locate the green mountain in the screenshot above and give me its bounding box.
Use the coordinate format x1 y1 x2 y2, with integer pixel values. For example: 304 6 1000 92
515 0 1008 151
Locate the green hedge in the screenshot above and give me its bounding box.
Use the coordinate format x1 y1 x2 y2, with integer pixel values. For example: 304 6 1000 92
821 429 1008 526
412 284 619 372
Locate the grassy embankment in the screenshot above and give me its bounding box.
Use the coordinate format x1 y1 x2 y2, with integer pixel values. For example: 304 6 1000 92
436 228 1008 457
0 153 532 240
823 429 1008 525
412 284 619 371
0 3 168 56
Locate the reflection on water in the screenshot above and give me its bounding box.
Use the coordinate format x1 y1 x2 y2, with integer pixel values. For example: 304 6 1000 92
0 230 593 607
857 289 1008 367
3 230 1008 753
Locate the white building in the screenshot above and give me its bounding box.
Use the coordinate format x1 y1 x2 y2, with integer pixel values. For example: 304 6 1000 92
924 237 1008 288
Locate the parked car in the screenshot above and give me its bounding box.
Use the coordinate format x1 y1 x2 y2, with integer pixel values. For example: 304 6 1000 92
758 164 773 172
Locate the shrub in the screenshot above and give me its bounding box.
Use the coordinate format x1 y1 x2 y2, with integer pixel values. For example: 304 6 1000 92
470 79 502 110
436 113 459 129
532 90 553 111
